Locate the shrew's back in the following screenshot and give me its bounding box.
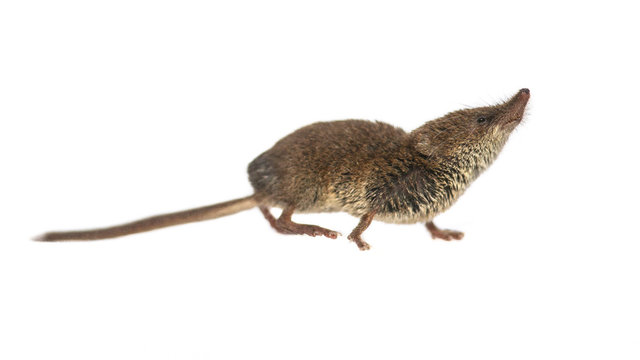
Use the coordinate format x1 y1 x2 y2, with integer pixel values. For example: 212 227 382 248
248 120 407 212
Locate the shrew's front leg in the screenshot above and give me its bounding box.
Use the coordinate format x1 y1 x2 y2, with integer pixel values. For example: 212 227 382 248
348 211 376 251
425 221 464 241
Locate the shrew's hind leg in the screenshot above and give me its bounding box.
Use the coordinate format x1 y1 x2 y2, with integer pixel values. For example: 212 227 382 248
259 205 340 239
425 221 464 241
348 211 376 251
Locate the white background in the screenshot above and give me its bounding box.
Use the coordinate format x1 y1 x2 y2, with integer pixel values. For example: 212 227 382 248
1 1 639 359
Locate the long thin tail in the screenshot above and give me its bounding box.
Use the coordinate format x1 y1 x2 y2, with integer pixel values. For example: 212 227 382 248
35 195 257 241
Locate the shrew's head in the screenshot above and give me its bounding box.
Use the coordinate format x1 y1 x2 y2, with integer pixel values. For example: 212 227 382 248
413 88 530 163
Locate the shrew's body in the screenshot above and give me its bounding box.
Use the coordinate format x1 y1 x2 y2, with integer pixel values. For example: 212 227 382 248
37 89 530 250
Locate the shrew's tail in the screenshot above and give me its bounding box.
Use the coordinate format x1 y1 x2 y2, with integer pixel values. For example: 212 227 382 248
34 195 257 241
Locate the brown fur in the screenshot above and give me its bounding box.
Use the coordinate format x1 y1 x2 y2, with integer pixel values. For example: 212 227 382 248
37 89 530 250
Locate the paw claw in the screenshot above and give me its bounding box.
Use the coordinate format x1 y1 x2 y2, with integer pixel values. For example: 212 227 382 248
327 231 340 239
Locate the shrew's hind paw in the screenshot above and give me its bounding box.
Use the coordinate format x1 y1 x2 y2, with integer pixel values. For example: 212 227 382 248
259 205 340 240
290 224 341 239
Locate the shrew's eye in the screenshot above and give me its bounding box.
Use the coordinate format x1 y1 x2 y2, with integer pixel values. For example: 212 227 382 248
477 117 486 123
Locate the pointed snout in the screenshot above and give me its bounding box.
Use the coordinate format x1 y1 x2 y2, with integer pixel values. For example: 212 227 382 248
499 88 530 127
510 88 530 106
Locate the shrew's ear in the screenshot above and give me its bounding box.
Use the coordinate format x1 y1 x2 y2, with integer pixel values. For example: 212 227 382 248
415 133 433 156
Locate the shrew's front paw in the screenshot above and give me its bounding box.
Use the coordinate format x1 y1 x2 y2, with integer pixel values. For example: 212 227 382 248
347 234 371 250
426 221 464 241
